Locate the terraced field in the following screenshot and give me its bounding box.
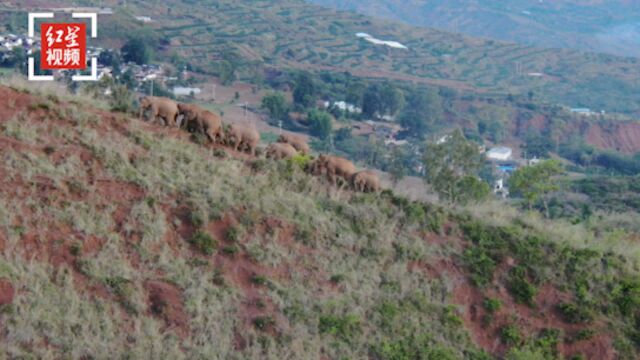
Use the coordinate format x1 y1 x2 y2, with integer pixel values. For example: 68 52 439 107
4 0 640 115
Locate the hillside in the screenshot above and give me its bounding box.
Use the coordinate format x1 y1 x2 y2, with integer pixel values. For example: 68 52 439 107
4 0 640 115
308 0 640 58
0 80 639 358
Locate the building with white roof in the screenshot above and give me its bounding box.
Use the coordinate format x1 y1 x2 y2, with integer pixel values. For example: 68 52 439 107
486 147 513 161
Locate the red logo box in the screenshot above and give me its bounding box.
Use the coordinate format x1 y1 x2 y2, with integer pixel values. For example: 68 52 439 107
40 23 87 70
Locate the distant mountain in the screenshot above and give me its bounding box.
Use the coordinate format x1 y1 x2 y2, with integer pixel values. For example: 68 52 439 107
307 0 640 57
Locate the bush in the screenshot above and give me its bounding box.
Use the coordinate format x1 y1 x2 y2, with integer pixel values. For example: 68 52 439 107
508 266 538 306
318 314 360 343
500 324 522 346
463 247 497 286
483 298 502 313
253 316 275 330
612 279 640 316
190 231 217 255
557 303 593 324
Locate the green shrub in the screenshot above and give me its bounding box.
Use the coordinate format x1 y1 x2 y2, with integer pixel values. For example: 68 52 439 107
287 153 312 170
377 301 399 326
534 328 561 357
507 266 538 306
318 314 360 342
463 247 497 286
104 276 137 314
226 226 240 242
573 329 595 342
612 279 640 316
442 305 463 327
190 231 217 255
253 316 275 330
251 274 268 286
221 245 239 256
483 298 502 313
557 303 593 324
500 324 522 346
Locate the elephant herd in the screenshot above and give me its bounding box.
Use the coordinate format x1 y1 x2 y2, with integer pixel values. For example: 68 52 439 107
138 96 381 193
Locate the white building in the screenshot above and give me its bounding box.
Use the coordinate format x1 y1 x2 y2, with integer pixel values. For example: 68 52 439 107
134 16 153 23
486 147 513 161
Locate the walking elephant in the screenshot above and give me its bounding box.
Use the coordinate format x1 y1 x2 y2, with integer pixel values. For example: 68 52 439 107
177 103 224 144
225 124 260 156
309 154 356 186
139 96 179 127
266 142 297 160
351 170 381 193
277 133 310 155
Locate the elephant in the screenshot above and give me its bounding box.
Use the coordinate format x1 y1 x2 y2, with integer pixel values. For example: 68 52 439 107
177 103 224 143
266 142 297 160
277 133 310 155
351 170 381 193
139 96 179 127
225 123 260 156
309 154 356 186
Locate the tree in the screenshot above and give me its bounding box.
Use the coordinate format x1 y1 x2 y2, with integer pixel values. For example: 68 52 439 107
261 92 288 122
399 88 443 138
98 49 121 68
293 72 317 108
121 37 152 64
523 130 554 158
219 60 237 85
509 159 564 216
388 146 407 185
362 83 404 119
423 129 486 203
308 109 332 140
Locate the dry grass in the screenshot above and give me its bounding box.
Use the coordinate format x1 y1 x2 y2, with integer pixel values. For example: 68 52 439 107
0 83 638 358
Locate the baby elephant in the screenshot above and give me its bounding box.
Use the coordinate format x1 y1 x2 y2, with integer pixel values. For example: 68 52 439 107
225 124 260 156
139 96 179 127
277 133 310 155
266 142 298 160
177 103 224 144
351 170 381 193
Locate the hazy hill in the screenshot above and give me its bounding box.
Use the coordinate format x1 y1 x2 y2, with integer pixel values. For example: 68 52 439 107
308 0 640 58
4 0 640 115
0 78 639 359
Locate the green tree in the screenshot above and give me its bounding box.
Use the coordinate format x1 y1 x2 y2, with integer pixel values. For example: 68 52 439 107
293 72 317 108
362 83 404 119
388 146 407 185
509 159 564 215
121 37 152 65
261 92 288 121
219 60 237 85
308 109 332 140
399 88 443 138
98 49 121 68
423 130 486 203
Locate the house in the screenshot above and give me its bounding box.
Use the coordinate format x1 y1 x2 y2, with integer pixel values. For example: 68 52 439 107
486 147 513 161
570 108 594 116
323 100 362 114
134 16 153 23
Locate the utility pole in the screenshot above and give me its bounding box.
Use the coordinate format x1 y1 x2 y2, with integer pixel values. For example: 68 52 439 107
150 80 154 96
